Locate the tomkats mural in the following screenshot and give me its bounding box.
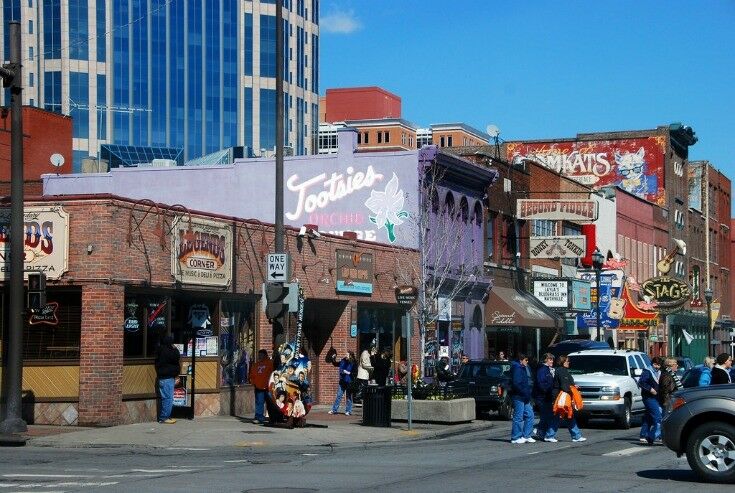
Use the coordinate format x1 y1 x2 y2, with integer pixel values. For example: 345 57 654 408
507 137 667 205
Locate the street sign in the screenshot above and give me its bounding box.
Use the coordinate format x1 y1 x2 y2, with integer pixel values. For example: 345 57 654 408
266 253 290 282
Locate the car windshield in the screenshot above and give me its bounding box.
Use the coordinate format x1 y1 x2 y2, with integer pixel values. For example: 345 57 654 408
568 355 628 376
459 363 511 379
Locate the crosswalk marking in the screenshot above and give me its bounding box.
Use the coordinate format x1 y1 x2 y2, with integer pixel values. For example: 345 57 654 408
602 446 649 457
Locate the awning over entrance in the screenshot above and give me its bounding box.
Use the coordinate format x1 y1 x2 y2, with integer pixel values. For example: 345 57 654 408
485 286 561 329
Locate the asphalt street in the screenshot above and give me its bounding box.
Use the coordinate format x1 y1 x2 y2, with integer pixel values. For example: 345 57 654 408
0 421 704 493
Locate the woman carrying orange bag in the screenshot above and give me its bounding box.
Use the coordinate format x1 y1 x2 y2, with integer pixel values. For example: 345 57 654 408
546 355 587 443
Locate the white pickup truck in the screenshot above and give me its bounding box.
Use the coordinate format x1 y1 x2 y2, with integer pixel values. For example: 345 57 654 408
567 349 653 429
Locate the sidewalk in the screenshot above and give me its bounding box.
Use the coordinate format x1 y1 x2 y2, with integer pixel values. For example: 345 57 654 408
25 405 493 452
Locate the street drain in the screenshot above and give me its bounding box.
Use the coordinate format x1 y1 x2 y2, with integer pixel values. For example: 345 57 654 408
550 473 587 479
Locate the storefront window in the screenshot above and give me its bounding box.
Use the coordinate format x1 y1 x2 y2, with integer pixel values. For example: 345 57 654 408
123 295 169 358
169 298 218 358
220 299 255 386
21 289 82 360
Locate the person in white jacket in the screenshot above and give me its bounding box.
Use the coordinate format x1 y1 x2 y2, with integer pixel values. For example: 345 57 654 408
355 347 375 403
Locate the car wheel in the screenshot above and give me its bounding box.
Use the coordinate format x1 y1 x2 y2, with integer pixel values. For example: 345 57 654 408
499 398 512 421
615 397 632 430
686 421 735 483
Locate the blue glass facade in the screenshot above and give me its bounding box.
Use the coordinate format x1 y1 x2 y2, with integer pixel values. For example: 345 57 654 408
69 0 88 59
3 1 318 163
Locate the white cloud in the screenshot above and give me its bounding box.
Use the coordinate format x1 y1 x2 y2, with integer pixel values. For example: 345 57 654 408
320 10 361 34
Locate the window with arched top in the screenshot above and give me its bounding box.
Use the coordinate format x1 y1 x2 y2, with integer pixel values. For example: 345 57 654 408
430 189 440 214
472 305 483 329
443 191 455 216
473 201 483 227
459 197 469 223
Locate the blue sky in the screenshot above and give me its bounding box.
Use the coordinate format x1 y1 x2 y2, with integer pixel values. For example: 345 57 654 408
319 1 734 184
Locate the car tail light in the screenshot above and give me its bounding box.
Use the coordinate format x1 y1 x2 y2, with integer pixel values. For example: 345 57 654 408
672 397 686 411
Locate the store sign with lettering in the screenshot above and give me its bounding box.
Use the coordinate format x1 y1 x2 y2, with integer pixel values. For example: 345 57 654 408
641 276 691 312
29 302 59 326
533 280 569 308
530 235 586 259
517 200 597 222
335 250 374 294
0 206 69 280
489 311 517 325
172 216 232 287
507 137 666 205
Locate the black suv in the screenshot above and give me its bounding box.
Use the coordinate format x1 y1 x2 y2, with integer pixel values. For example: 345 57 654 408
662 384 735 483
448 360 517 419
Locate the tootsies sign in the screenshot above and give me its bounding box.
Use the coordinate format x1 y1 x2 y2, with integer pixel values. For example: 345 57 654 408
507 137 666 206
171 216 232 287
0 206 69 280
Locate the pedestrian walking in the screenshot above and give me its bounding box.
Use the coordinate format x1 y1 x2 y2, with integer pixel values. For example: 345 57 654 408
711 353 733 385
329 351 356 415
355 346 375 402
658 358 680 416
248 349 273 424
372 348 392 387
697 356 715 386
154 335 180 424
547 355 586 443
638 356 663 444
533 353 555 441
509 353 535 444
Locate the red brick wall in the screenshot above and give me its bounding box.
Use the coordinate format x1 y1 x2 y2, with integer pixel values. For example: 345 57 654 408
0 107 73 181
325 87 401 122
78 283 124 426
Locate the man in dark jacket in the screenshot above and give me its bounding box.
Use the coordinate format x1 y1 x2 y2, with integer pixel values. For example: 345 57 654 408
711 353 733 385
533 353 555 441
509 354 534 444
638 356 663 444
435 356 455 384
154 335 181 424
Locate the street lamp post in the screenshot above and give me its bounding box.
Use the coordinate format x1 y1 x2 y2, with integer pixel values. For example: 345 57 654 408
705 288 713 357
592 249 605 342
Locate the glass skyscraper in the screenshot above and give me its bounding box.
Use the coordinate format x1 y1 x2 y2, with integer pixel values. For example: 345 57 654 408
1 0 320 171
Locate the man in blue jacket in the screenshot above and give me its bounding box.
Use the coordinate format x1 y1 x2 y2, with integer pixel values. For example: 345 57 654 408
510 353 535 444
638 356 663 444
533 353 555 441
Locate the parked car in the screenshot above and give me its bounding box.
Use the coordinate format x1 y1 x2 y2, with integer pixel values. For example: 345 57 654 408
567 349 652 429
448 360 516 419
547 339 610 359
662 384 735 483
676 357 694 378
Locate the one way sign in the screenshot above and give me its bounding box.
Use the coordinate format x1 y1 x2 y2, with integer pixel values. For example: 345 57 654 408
267 253 291 282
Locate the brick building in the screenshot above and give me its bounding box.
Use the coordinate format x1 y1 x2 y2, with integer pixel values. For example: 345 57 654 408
0 106 73 195
0 196 418 426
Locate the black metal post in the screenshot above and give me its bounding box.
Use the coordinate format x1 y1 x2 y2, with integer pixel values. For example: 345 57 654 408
595 268 601 342
275 0 284 253
0 21 28 434
705 288 713 357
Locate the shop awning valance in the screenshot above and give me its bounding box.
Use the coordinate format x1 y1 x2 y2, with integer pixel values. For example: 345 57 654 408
485 286 560 329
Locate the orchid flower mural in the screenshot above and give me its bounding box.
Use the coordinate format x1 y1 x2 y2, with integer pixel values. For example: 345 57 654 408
364 173 409 243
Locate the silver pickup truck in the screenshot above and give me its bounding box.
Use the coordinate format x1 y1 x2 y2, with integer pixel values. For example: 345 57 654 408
567 349 653 429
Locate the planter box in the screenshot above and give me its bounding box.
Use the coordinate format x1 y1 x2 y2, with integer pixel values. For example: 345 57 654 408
391 397 475 424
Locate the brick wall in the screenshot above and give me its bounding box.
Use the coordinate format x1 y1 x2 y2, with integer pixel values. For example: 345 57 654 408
78 283 124 426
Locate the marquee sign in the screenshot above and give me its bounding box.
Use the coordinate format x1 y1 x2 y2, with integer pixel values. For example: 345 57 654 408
533 279 592 311
171 216 232 287
640 276 691 313
507 137 667 206
0 206 69 280
517 200 598 222
530 235 586 259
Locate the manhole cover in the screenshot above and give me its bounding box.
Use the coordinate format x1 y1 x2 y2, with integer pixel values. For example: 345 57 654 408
549 473 587 479
245 490 317 493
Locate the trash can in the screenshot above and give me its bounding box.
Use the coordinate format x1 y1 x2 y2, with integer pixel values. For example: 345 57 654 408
362 385 392 427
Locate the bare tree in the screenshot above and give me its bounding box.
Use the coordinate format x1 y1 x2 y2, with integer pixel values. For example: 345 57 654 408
396 163 484 376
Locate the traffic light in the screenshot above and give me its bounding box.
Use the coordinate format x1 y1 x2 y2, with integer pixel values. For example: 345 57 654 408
265 283 289 321
27 272 46 312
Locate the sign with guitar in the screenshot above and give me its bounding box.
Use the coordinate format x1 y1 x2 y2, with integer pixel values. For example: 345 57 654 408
529 235 586 259
656 238 686 275
576 269 625 330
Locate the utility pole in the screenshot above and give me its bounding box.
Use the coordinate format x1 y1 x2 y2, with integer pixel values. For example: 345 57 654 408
275 0 284 252
0 21 28 434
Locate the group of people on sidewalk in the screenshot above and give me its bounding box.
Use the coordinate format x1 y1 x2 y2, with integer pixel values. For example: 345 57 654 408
509 353 587 444
328 346 393 415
